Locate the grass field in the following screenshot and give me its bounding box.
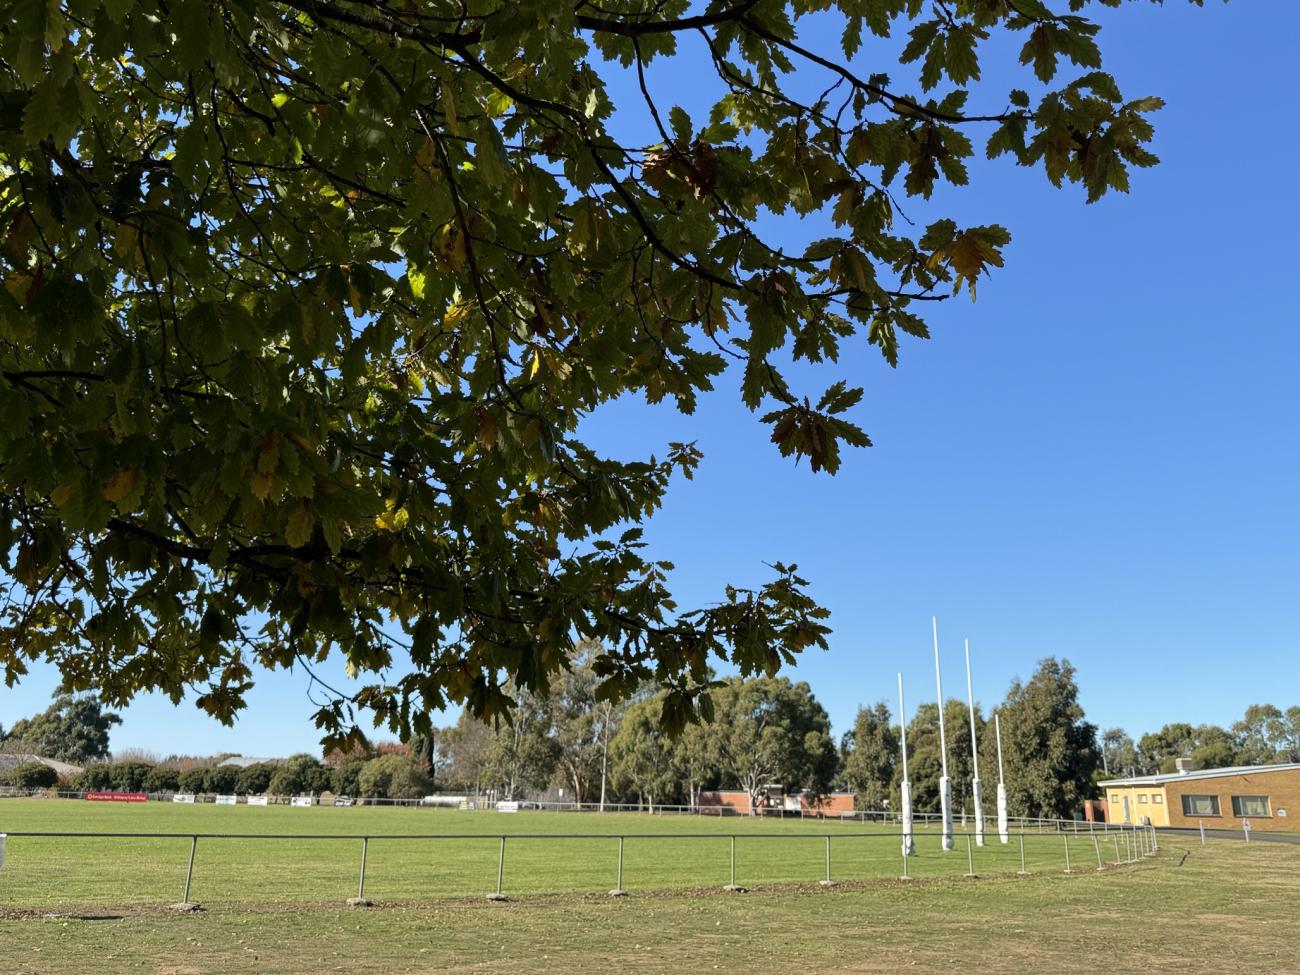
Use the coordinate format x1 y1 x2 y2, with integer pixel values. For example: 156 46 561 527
1 810 1297 975
0 799 1144 908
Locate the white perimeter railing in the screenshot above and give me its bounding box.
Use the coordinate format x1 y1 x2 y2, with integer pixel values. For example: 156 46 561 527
0 820 1160 908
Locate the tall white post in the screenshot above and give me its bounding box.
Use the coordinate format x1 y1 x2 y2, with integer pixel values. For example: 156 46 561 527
964 639 985 847
898 673 914 857
933 617 954 851
995 711 1009 844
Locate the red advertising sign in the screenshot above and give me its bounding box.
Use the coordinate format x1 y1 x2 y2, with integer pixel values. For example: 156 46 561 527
84 792 148 803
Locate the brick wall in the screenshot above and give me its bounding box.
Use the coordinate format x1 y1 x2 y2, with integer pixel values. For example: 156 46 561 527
697 790 856 816
1162 767 1300 831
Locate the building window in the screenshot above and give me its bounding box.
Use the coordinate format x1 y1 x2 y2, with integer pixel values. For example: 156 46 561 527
1138 794 1148 803
1181 795 1220 817
1152 795 1163 804
1231 795 1270 817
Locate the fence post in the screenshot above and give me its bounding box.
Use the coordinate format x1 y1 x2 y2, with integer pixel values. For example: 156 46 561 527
487 836 508 901
347 837 373 906
901 847 910 880
173 835 200 911
610 836 626 897
1017 831 1027 875
1113 835 1121 865
1093 835 1103 870
820 835 835 887
1063 834 1071 874
1199 819 1206 847
965 835 975 878
724 835 745 892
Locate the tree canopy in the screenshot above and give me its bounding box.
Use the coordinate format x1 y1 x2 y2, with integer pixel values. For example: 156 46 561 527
892 697 983 813
0 0 1208 745
1 691 121 763
695 675 838 809
989 657 1097 819
839 699 896 809
1121 706 1300 774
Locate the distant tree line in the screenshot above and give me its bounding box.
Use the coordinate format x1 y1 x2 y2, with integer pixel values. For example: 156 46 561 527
434 646 1100 819
7 650 1294 819
1100 705 1300 778
49 751 435 800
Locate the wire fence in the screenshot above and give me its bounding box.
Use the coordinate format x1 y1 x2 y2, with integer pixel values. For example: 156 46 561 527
0 820 1160 910
0 786 1125 833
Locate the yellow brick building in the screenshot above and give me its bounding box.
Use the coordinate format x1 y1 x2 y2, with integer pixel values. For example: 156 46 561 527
1100 763 1300 831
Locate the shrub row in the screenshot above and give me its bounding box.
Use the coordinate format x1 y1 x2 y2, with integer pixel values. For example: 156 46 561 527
1 763 60 789
56 754 433 799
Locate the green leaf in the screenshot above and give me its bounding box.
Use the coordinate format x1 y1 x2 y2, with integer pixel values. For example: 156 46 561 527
669 105 692 143
901 19 942 65
945 27 982 87
285 502 316 549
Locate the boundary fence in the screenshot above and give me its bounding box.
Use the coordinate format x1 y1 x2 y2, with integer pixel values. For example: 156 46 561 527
0 787 1125 832
0 820 1160 910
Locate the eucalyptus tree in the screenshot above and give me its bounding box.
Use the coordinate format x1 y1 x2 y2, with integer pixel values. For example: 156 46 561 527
988 657 1098 819
548 642 628 807
610 691 681 810
2 692 121 764
696 675 837 813
840 700 897 810
0 0 1211 745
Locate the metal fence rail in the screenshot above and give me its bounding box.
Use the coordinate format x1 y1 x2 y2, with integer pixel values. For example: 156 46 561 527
0 787 1133 833
0 822 1159 910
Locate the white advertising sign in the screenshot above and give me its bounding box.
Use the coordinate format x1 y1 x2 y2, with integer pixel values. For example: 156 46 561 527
173 793 196 804
0 833 6 869
247 795 269 807
215 795 237 806
291 796 314 807
334 797 354 807
496 800 519 813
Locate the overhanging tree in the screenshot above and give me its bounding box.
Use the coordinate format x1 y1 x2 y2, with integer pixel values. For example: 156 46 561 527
0 0 1209 745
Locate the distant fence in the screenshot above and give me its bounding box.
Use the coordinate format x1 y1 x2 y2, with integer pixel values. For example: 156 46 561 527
0 820 1160 909
0 787 1126 831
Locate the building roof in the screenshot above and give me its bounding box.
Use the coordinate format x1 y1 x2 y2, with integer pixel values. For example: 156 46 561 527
1100 762 1300 788
217 756 282 768
0 752 84 775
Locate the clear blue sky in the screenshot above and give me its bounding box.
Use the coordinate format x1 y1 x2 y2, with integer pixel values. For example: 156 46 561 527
2 1 1296 757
